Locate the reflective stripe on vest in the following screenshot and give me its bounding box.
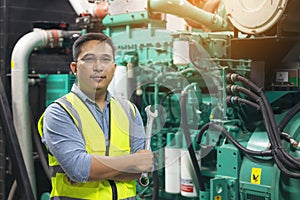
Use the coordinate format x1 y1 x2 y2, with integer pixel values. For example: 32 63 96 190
38 92 136 199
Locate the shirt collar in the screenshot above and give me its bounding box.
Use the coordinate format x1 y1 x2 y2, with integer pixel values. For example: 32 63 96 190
71 84 112 105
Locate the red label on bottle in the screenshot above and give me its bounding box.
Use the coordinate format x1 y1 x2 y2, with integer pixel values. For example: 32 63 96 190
181 184 194 192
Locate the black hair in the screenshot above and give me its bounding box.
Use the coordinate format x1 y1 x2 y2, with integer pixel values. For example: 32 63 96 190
72 32 116 61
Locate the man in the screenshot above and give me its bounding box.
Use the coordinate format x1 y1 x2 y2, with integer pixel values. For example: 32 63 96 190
38 33 153 200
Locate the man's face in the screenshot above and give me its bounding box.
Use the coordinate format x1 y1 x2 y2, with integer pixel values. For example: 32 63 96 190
73 40 116 96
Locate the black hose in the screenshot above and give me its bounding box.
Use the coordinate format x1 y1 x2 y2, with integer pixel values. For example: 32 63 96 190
278 102 300 132
226 84 278 151
180 91 205 191
151 170 159 200
226 84 260 102
226 96 260 110
196 123 272 157
30 109 51 181
227 74 279 144
228 74 282 145
227 73 300 176
273 152 300 178
234 74 300 169
159 89 181 124
189 40 300 177
196 123 210 144
241 78 300 171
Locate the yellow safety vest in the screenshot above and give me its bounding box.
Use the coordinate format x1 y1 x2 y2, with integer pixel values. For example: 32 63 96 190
38 92 137 200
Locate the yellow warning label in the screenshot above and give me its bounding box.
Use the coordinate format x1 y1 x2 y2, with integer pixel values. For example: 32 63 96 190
251 167 262 184
11 61 15 69
214 196 222 200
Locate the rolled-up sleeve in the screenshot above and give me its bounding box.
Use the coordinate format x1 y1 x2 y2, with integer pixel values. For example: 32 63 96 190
42 103 91 182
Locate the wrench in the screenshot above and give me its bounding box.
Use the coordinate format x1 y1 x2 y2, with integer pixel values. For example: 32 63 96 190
138 105 158 187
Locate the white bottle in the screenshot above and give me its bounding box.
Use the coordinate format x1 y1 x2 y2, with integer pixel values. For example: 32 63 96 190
180 149 200 197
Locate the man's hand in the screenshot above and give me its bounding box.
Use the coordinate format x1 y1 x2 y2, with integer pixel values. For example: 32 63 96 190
133 150 154 172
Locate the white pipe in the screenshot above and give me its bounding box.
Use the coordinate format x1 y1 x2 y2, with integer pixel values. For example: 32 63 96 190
11 29 62 199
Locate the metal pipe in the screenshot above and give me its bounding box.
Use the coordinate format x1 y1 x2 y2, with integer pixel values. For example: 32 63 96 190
149 0 230 31
11 29 63 199
68 0 90 16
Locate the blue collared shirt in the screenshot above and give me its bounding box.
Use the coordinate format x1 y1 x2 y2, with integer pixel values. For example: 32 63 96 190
42 84 145 182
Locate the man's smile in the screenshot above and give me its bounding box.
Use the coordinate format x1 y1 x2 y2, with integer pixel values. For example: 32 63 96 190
90 75 106 81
